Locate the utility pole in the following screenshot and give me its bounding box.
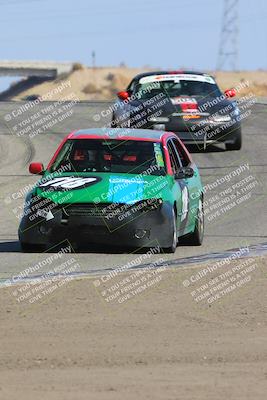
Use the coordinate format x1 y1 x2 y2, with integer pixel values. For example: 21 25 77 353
92 51 96 68
217 0 239 71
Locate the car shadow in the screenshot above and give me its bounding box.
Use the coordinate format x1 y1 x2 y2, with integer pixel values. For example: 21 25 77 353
185 144 226 153
0 241 21 252
69 244 134 254
0 240 163 255
0 240 139 254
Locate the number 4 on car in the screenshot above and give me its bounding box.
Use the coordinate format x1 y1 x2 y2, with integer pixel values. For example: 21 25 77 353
19 128 204 253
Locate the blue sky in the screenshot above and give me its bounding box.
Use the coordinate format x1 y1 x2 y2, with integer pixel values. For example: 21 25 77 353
0 0 266 90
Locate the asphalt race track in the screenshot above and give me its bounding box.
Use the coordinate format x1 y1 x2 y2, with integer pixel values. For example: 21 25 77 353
0 100 266 282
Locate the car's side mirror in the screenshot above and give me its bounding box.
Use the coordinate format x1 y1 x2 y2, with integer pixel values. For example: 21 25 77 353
29 162 44 175
175 167 194 179
117 91 130 101
224 88 236 98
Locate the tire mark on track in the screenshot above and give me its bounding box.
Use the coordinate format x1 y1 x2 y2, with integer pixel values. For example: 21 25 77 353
20 135 35 167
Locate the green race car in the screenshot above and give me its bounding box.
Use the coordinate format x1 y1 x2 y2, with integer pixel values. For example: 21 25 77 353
19 128 204 253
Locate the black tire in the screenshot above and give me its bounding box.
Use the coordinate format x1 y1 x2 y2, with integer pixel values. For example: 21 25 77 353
20 242 44 253
165 208 178 253
179 198 204 246
226 130 242 151
111 113 117 128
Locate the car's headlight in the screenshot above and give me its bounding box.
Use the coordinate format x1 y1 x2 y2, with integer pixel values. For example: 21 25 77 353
211 115 232 123
232 108 240 116
23 194 56 220
147 117 170 123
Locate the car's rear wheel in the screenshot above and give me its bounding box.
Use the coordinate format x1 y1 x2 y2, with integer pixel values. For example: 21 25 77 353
111 113 117 128
165 208 178 253
226 129 242 151
179 199 204 246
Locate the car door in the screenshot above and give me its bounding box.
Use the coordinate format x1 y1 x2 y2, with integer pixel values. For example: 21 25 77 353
166 139 187 236
171 137 202 234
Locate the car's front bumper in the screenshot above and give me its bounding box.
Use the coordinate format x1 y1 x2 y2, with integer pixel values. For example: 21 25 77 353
151 117 241 146
119 112 241 146
19 201 174 250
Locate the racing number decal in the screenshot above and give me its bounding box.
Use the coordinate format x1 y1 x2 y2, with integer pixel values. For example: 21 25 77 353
38 176 101 191
181 186 189 222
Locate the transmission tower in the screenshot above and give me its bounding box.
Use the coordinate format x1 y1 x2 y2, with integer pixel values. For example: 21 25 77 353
217 0 239 71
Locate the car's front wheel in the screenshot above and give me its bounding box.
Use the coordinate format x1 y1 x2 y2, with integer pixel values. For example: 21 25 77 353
226 129 242 151
165 208 178 253
111 113 117 128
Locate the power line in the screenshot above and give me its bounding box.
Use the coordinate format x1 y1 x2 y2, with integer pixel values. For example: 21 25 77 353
217 0 239 71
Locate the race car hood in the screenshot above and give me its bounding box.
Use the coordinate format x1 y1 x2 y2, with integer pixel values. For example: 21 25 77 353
34 172 170 205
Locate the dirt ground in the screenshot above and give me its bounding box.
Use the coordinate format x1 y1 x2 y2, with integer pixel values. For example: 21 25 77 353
1 256 267 400
12 66 267 101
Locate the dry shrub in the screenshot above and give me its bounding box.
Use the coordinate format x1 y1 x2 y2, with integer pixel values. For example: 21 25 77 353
72 62 84 71
106 73 115 81
106 73 131 97
82 83 99 94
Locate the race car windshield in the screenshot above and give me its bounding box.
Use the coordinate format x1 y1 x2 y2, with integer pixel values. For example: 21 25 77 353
50 139 166 175
134 78 221 100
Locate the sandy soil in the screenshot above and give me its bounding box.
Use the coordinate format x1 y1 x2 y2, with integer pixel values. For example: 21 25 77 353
213 70 267 96
1 256 267 400
11 67 267 101
12 66 148 101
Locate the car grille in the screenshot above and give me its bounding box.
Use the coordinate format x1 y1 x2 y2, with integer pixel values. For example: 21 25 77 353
62 203 124 218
